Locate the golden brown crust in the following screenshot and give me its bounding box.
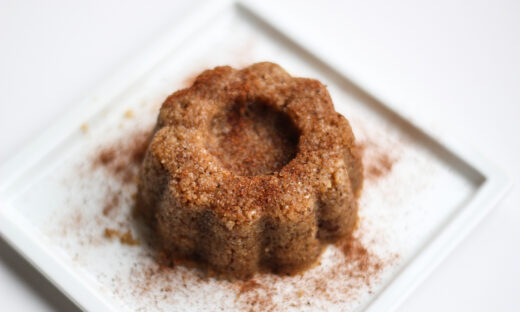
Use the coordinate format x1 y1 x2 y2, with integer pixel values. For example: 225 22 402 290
137 62 363 279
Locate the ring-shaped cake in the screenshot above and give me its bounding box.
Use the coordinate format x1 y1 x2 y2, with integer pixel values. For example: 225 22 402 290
137 62 363 279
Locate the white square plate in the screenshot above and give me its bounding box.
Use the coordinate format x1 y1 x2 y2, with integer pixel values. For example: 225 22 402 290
0 1 510 311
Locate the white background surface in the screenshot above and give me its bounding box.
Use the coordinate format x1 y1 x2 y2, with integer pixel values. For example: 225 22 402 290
0 0 518 311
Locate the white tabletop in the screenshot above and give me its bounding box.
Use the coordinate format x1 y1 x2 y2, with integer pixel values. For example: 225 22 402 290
0 0 518 311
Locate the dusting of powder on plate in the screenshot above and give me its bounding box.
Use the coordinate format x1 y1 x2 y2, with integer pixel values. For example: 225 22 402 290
49 103 402 311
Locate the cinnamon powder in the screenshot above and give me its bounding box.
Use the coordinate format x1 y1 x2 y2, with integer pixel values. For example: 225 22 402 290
104 228 141 246
93 129 150 185
357 140 399 182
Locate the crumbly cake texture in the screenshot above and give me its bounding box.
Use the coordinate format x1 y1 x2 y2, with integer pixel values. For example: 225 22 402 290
136 62 363 279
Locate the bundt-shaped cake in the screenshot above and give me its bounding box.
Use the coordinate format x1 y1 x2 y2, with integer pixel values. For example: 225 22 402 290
136 62 363 279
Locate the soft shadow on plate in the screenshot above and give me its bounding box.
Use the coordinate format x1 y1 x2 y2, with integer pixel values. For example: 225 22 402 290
0 237 81 312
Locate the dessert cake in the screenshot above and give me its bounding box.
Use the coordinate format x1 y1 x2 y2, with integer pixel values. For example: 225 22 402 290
136 62 363 279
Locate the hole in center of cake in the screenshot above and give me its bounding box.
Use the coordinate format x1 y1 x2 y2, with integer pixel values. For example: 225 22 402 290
206 98 299 176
